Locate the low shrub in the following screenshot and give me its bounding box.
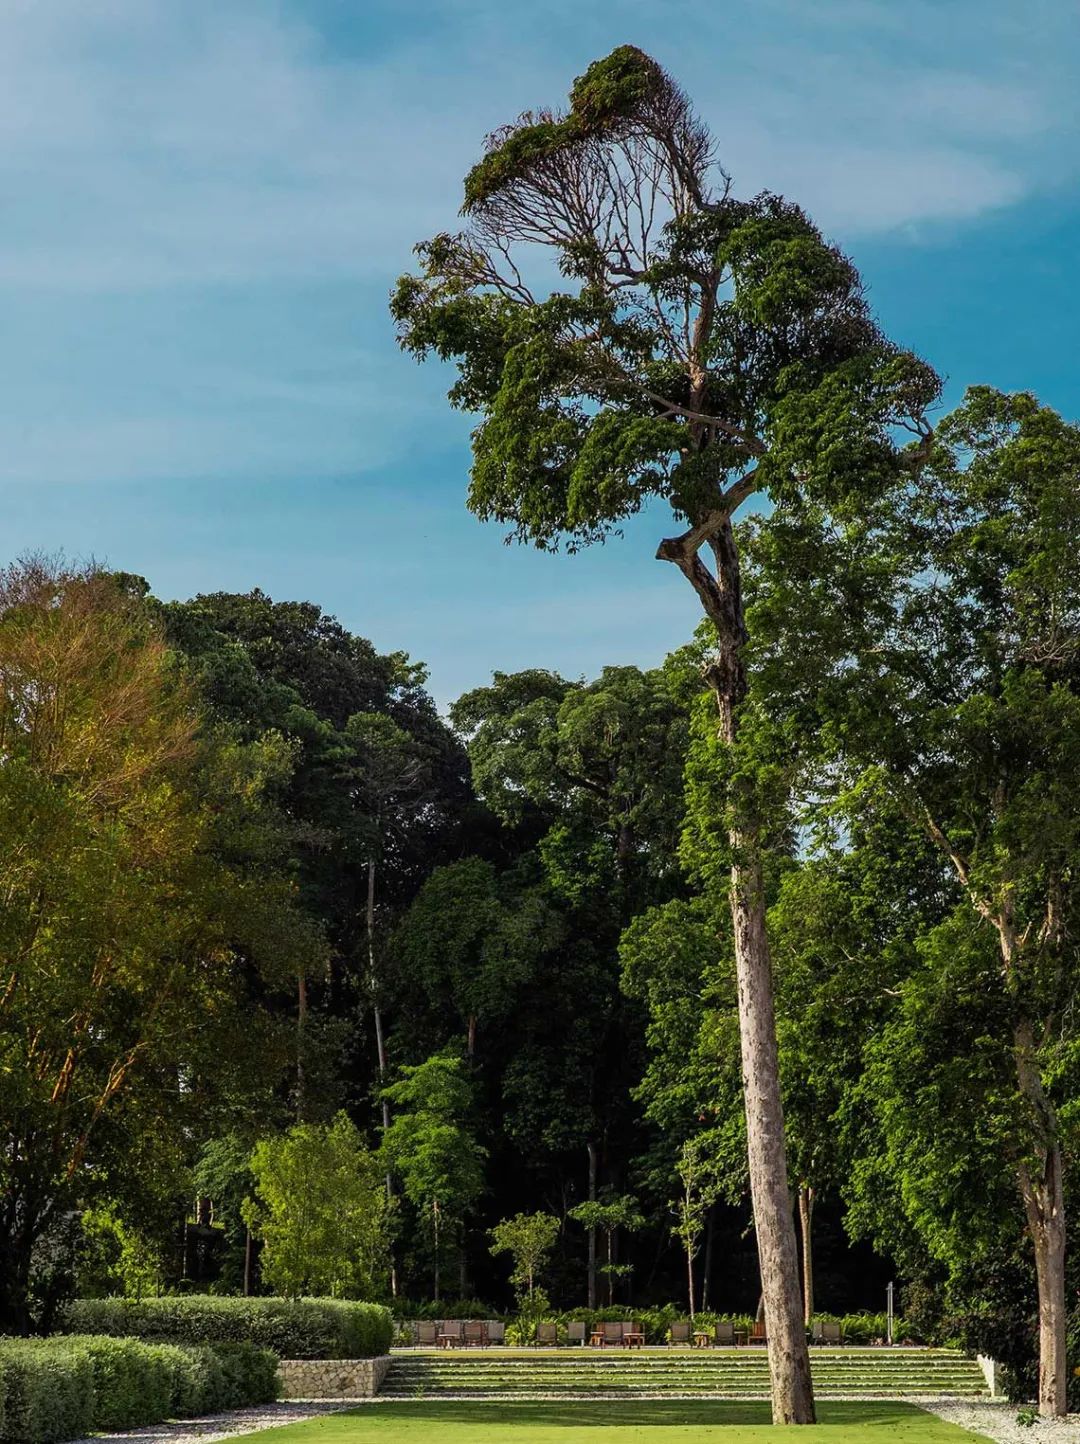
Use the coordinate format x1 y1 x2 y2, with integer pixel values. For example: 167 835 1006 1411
0 1341 94 1444
0 1334 278 1444
62 1296 392 1359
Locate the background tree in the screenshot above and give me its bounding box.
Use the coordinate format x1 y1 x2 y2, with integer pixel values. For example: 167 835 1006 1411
244 1112 389 1298
489 1211 560 1300
673 1136 721 1320
381 1051 486 1301
393 44 939 1421
0 560 317 1331
569 1194 645 1306
740 387 1080 1413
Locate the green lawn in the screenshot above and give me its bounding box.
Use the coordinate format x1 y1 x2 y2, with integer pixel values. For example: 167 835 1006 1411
250 1402 990 1444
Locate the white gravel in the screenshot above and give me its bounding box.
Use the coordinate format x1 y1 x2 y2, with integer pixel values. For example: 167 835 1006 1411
68 1402 353 1444
922 1401 1080 1444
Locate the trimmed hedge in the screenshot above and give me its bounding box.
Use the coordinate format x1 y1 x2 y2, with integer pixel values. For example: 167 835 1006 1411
0 1335 278 1444
62 1296 392 1360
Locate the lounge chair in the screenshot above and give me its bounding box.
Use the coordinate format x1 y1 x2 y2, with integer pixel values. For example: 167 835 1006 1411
487 1320 506 1345
670 1321 692 1345
416 1320 438 1346
567 1320 586 1346
714 1321 736 1346
463 1320 487 1347
536 1321 559 1346
602 1320 623 1347
750 1320 767 1345
820 1320 842 1344
438 1320 463 1348
624 1320 645 1348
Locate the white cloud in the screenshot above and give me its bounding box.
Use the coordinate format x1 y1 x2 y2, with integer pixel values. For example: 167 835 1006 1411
0 0 1069 296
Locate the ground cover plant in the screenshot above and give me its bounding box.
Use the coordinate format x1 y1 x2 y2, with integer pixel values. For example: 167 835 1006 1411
226 1401 991 1444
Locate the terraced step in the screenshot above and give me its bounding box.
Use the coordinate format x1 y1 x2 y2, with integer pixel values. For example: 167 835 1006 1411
381 1348 987 1399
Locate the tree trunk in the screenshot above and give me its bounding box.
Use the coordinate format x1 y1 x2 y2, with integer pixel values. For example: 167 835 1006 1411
366 859 397 1297
296 971 308 1121
687 1236 696 1321
1014 1016 1067 1417
466 1014 477 1057
432 1198 440 1304
702 1204 714 1312
659 513 815 1424
798 1186 815 1325
243 1225 253 1297
586 1141 598 1310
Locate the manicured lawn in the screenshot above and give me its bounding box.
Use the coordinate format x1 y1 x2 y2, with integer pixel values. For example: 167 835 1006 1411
251 1401 990 1444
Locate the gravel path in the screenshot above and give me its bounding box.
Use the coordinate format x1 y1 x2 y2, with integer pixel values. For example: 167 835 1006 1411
68 1402 353 1444
922 1401 1080 1444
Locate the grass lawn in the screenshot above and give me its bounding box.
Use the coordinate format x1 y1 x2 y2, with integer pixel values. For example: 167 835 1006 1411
250 1402 991 1444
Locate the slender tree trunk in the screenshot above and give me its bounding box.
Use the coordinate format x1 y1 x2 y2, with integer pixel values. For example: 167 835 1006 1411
586 1141 598 1310
466 1014 477 1057
432 1198 440 1304
702 1204 714 1313
798 1186 815 1325
659 513 815 1424
296 972 308 1121
366 859 398 1297
243 1225 253 1297
687 1236 696 1321
1014 1016 1067 1418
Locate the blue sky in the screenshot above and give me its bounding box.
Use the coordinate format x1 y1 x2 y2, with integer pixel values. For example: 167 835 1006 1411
4 0 1079 706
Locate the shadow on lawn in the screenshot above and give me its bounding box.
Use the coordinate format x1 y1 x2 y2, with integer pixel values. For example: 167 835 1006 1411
357 1402 925 1428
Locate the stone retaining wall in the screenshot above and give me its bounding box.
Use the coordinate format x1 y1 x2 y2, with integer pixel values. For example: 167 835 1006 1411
278 1356 391 1399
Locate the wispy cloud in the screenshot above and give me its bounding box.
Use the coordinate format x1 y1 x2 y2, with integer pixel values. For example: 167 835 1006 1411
0 0 1069 297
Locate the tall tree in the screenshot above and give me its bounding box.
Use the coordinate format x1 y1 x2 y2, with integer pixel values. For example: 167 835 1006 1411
392 45 937 1421
0 561 319 1330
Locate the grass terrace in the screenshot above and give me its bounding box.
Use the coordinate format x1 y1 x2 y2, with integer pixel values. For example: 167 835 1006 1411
245 1401 993 1444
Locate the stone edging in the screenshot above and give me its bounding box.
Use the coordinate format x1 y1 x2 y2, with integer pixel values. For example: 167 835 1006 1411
278 1357 391 1399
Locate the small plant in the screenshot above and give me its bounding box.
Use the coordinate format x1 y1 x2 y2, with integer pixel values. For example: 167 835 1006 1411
1015 1406 1038 1427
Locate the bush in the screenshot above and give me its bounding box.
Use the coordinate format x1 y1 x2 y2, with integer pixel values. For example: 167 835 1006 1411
0 1341 95 1444
0 1335 278 1444
61 1296 392 1359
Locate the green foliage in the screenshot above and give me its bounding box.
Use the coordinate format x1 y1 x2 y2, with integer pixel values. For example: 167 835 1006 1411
61 1295 392 1359
0 560 321 1330
489 1213 560 1298
244 1112 390 1299
382 1053 485 1223
78 1205 163 1301
0 1335 277 1444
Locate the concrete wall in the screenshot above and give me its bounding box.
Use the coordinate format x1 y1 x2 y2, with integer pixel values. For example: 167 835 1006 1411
278 1356 391 1399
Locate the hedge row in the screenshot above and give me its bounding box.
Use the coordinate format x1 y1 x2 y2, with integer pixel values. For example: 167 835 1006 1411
62 1297 392 1360
0 1335 277 1444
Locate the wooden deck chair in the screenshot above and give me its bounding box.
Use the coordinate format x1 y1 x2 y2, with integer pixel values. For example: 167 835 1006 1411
536 1321 559 1346
463 1320 487 1347
567 1320 586 1346
602 1320 623 1346
416 1320 438 1346
714 1321 736 1346
670 1321 692 1345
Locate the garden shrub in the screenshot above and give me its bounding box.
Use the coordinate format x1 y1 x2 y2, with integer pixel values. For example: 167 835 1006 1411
0 1341 95 1444
0 1335 278 1443
62 1296 392 1358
